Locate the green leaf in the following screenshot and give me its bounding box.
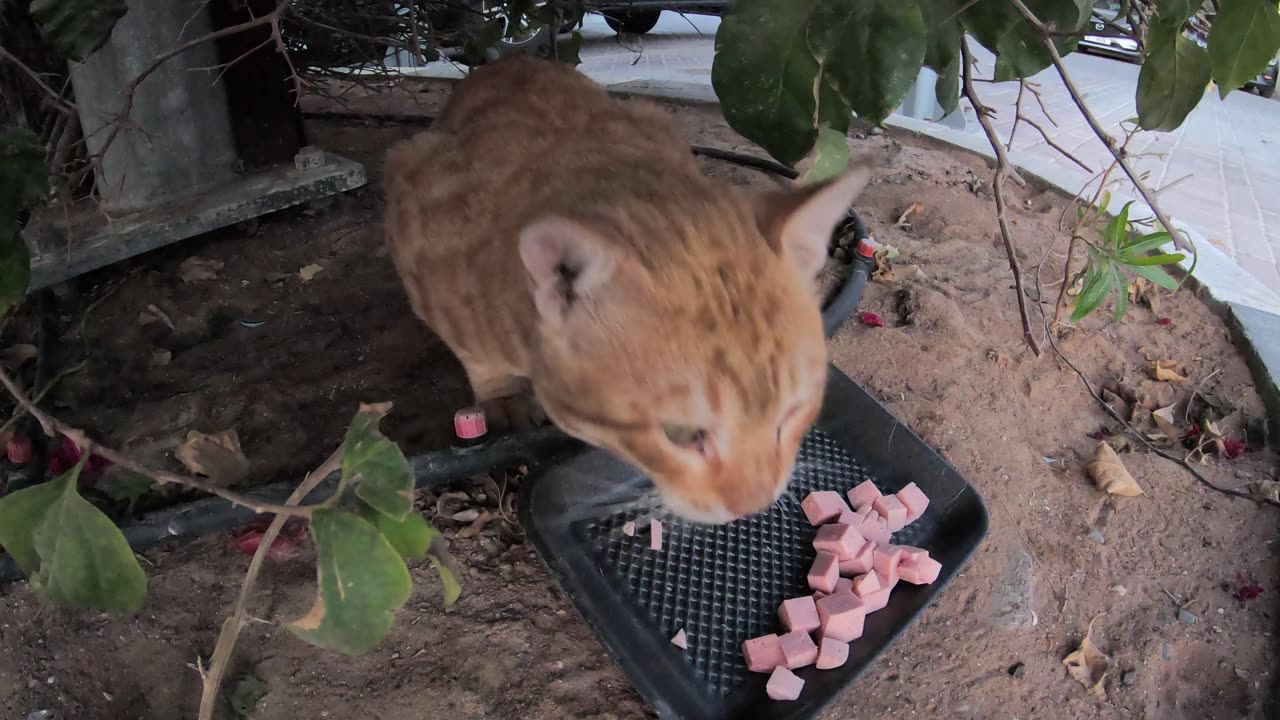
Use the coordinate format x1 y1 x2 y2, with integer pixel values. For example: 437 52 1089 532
101 470 153 505
1131 263 1180 290
1208 0 1280 98
1114 269 1130 321
286 509 412 655
1122 252 1185 266
0 454 147 611
428 533 463 607
29 0 128 62
800 125 851 184
711 0 824 165
226 674 269 720
962 0 1088 81
0 127 48 223
934 58 961 114
1071 258 1113 322
343 403 414 521
0 229 30 319
1156 0 1198 25
358 502 435 560
557 30 584 66
1122 231 1172 255
808 0 928 125
919 0 963 113
1104 202 1134 250
1137 25 1212 132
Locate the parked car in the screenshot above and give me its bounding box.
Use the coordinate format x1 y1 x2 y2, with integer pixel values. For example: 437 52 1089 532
1244 57 1278 98
584 1 727 35
1077 1 1140 62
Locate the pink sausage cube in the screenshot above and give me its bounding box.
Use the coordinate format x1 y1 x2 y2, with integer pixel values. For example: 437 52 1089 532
779 629 819 669
896 482 930 521
847 480 881 511
900 555 943 585
861 584 893 613
743 634 786 673
872 495 909 532
836 507 858 525
896 545 929 563
834 577 854 595
812 591 827 601
650 519 663 550
838 541 875 576
873 545 905 586
779 595 821 633
766 666 804 701
801 491 849 526
622 521 636 537
816 591 866 641
671 629 688 649
808 550 839 593
858 512 892 544
815 636 850 670
852 571 881 598
813 523 865 560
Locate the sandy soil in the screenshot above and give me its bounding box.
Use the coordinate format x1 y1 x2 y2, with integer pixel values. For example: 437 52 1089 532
0 81 1276 720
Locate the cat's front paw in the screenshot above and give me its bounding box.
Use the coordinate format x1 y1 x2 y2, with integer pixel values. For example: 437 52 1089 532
479 394 548 433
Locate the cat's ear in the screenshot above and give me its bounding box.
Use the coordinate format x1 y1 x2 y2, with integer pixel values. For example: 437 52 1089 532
756 160 873 276
518 217 618 322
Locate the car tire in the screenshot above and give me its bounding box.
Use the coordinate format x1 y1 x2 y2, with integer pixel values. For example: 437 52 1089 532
463 0 553 64
603 9 662 35
1262 83 1277 100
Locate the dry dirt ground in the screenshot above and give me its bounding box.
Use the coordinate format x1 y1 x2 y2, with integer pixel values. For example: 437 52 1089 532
1 80 1277 720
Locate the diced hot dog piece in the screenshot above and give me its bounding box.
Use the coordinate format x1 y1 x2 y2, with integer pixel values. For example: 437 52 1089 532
801 491 849 525
622 521 636 537
847 480 881 511
836 507 858 525
813 523 865 560
650 519 663 550
743 634 786 673
900 555 943 585
766 666 805 701
834 577 854 595
858 512 892 544
896 482 930 522
861 584 893 613
851 571 881 598
896 545 929 564
816 590 866 641
839 541 875 576
808 550 839 593
671 629 688 649
812 591 828 601
873 495 909 532
816 636 850 670
873 545 905 587
779 595 821 633
779 629 819 669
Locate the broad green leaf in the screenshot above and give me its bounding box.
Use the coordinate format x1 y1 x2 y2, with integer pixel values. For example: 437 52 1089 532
962 0 1088 81
286 509 412 655
1131 263 1180 290
800 125 851 184
1208 0 1280 98
1122 231 1172 255
226 674 269 720
1114 269 1130 321
1137 25 1212 132
358 502 436 560
1104 202 1134 250
557 30 584 66
1072 258 1112 322
808 0 928 124
101 470 153 505
0 229 30 319
816 72 852 135
29 0 127 62
0 127 48 223
711 0 824 164
427 533 462 607
344 402 414 521
1122 252 1186 266
920 0 964 114
1156 0 1198 25
0 454 147 611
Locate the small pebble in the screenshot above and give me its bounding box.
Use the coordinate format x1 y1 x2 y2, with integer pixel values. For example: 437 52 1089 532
1122 670 1138 685
1177 609 1198 624
1111 585 1127 596
1162 642 1175 660
1008 662 1026 678
1236 668 1251 680
1087 528 1106 545
869 126 884 135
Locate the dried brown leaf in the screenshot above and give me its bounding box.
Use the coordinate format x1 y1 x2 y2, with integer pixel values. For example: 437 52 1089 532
455 511 493 540
1151 404 1179 442
1063 617 1110 697
139 304 176 330
1086 442 1145 497
1248 479 1280 503
177 256 223 283
894 201 924 228
298 264 325 282
175 429 250 487
1151 361 1187 382
0 344 38 368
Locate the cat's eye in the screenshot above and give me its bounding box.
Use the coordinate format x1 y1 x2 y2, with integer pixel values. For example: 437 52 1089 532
662 423 708 454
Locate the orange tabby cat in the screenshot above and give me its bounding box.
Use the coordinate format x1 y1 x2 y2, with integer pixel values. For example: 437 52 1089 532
384 57 871 524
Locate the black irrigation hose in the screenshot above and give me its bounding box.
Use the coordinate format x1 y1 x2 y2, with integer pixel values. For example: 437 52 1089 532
0 145 873 587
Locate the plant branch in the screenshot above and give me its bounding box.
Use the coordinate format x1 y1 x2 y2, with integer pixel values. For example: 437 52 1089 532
961 40 1042 356
0 364 316 517
197 447 343 720
1006 0 1191 252
1021 115 1093 173
0 46 75 115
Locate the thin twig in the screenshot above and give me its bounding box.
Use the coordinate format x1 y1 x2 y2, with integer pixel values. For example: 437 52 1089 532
1006 0 1192 252
196 448 343 720
0 46 75 115
1024 81 1059 128
0 365 316 517
1007 81 1026 151
1020 115 1093 172
961 41 1042 356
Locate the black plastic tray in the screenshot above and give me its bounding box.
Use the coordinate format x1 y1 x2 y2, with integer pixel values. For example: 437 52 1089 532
519 365 989 720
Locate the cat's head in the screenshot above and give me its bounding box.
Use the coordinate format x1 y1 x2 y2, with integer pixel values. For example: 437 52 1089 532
519 163 873 524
